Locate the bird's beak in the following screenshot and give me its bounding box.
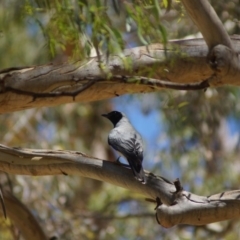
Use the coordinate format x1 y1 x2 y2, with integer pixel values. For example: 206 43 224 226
101 114 108 118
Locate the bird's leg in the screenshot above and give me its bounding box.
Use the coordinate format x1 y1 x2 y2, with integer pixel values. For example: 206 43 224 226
116 155 122 164
115 156 131 168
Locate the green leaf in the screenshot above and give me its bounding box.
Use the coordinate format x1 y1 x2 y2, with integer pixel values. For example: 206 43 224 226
178 101 189 108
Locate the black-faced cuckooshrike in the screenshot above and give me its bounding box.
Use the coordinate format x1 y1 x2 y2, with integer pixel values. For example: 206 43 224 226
102 111 146 184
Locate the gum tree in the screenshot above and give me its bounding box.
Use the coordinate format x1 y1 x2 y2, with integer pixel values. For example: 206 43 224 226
0 0 240 239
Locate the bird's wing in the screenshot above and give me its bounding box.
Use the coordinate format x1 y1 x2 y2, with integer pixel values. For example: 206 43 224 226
108 133 143 161
108 130 146 183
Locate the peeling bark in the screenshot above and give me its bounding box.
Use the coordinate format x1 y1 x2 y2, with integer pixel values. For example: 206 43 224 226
0 144 175 204
1 37 240 114
156 190 240 227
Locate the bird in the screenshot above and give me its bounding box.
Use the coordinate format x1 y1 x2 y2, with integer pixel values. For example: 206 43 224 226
102 111 146 184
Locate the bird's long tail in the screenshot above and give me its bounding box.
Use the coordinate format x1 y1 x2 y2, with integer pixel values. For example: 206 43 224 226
127 157 146 184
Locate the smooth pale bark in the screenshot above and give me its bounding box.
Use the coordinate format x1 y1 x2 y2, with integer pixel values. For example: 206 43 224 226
180 0 240 87
0 144 175 204
0 144 239 227
181 0 233 50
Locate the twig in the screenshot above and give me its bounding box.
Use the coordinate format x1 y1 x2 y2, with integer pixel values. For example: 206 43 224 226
3 78 97 102
117 75 210 90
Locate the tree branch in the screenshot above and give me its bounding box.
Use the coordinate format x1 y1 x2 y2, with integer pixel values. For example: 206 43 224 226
0 144 239 227
181 0 240 87
116 76 209 91
156 189 240 227
0 191 48 240
1 37 240 114
0 144 175 204
181 0 232 50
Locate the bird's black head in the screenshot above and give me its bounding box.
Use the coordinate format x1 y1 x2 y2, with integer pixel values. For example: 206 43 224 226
102 111 123 126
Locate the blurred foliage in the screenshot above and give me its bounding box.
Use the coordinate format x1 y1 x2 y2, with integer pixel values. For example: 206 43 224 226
1 0 240 239
0 0 170 64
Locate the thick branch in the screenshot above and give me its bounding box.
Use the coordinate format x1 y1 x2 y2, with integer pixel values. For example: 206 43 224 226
0 2 239 114
0 144 175 204
156 190 240 227
1 37 240 114
181 1 240 87
181 0 232 50
0 144 239 226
